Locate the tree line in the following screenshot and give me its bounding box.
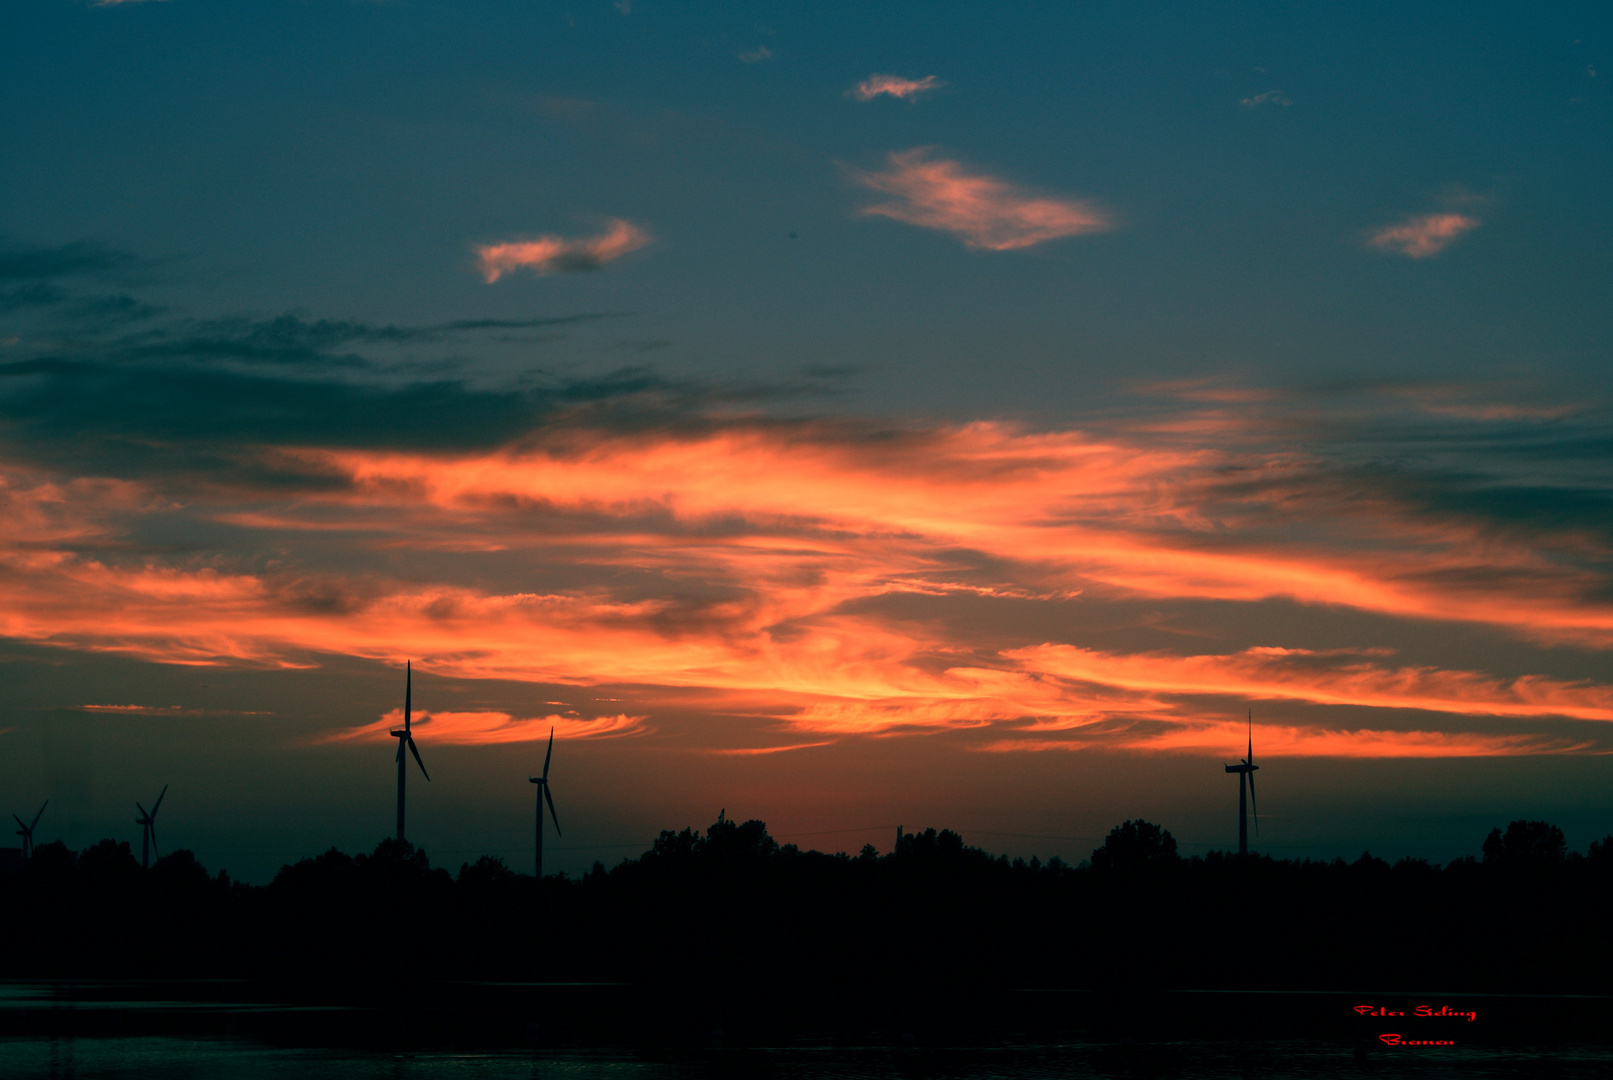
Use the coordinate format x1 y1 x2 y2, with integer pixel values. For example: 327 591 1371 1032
2 815 1609 996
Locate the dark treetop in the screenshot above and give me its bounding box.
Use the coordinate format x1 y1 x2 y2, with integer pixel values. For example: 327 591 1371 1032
3 816 1610 997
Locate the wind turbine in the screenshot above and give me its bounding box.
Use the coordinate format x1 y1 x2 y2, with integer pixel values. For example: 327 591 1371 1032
135 785 168 869
389 661 430 843
1224 710 1260 856
529 727 561 880
13 801 47 859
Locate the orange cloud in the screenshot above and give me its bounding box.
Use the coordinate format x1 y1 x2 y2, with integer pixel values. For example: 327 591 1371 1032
852 150 1112 250
1368 213 1479 258
324 709 648 746
4 412 1613 757
711 741 836 755
852 75 944 101
476 219 650 281
985 725 1589 758
1012 645 1613 721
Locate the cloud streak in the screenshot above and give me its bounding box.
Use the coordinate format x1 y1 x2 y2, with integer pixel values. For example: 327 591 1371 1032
325 708 648 746
1240 90 1292 107
852 75 944 101
852 149 1112 250
476 220 650 281
1368 213 1480 258
4 391 1613 757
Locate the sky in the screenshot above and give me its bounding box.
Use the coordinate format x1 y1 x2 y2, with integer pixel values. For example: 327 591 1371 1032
2 1 1611 882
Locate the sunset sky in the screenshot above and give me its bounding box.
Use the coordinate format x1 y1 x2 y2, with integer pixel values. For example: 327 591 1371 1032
3 1 1611 881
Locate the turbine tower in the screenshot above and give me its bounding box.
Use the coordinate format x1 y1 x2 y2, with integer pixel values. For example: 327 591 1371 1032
1224 710 1260 856
13 801 47 859
389 661 430 843
135 785 168 869
529 727 561 880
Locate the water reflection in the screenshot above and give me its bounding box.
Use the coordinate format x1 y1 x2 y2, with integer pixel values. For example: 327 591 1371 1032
5 982 1612 1080
7 1035 1613 1080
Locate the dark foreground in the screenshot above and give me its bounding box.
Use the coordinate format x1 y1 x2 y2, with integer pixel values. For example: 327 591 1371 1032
2 980 1612 1080
4 815 1611 997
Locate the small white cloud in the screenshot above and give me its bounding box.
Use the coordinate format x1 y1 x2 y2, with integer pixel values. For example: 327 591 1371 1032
475 219 651 281
738 45 773 64
851 148 1112 251
851 74 945 102
1240 90 1292 107
1367 213 1480 259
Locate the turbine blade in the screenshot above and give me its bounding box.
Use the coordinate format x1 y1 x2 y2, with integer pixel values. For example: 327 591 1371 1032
12 816 25 832
135 802 149 819
544 784 561 837
151 784 168 818
404 660 412 731
31 801 47 831
1247 770 1259 835
395 737 406 763
1247 708 1253 764
408 735 430 781
542 727 554 781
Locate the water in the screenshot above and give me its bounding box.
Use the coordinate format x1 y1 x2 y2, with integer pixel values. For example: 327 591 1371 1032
4 982 1610 1079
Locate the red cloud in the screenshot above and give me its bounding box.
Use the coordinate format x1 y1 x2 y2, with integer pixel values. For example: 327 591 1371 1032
324 709 647 746
1010 644 1613 721
851 74 944 101
475 219 650 281
4 412 1613 757
1368 213 1479 258
985 726 1589 758
852 149 1112 250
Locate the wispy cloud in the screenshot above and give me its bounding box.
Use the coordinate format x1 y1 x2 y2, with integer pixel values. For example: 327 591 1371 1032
851 149 1112 251
7 282 1613 761
851 74 944 101
6 396 1613 756
325 708 648 746
1012 644 1613 722
737 46 773 64
711 741 836 755
1240 90 1292 107
985 725 1588 758
1368 213 1480 258
476 220 650 281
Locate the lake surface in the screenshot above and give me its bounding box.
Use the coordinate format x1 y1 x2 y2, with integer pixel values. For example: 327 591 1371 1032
4 982 1610 1079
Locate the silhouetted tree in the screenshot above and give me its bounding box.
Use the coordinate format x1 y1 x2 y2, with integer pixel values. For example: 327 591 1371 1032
77 839 141 887
2 817 1610 996
1483 820 1567 867
1090 820 1179 871
152 849 211 891
458 854 517 889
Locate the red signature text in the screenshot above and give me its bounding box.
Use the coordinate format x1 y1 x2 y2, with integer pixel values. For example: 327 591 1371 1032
1355 1004 1476 1021
1380 1034 1456 1046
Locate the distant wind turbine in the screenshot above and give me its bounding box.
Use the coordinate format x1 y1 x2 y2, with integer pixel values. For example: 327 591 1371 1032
390 661 430 843
13 801 47 860
529 727 561 879
1224 710 1260 856
135 785 168 869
